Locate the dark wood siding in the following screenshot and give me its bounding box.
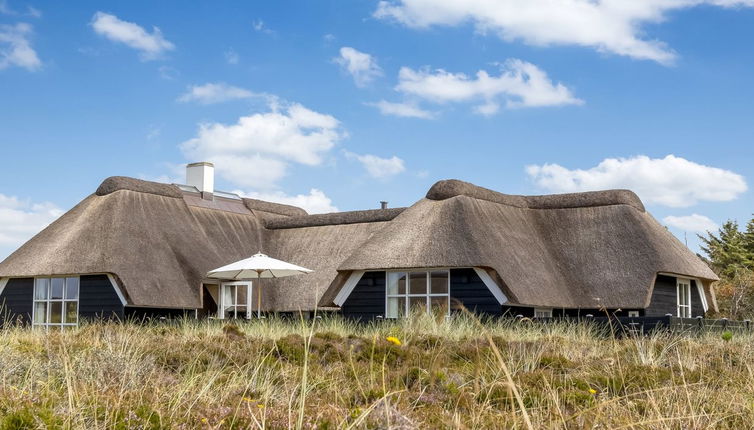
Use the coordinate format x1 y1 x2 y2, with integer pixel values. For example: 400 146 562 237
646 275 705 318
0 278 33 325
646 275 677 317
78 275 124 321
340 271 386 321
450 268 502 315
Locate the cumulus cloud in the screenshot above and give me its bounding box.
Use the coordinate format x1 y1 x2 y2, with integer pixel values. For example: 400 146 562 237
395 59 582 115
334 47 382 87
0 194 63 260
235 188 337 214
90 12 174 60
663 214 719 233
526 155 747 208
367 100 435 119
346 151 406 179
374 0 754 64
180 101 345 189
178 82 256 104
0 22 41 71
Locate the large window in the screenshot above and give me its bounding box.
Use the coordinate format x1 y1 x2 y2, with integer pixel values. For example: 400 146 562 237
33 277 79 328
220 282 251 319
386 270 450 318
677 278 692 318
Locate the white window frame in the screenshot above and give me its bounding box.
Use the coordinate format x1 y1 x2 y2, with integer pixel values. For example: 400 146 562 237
676 278 692 318
628 311 640 318
219 281 252 319
385 270 450 318
534 308 553 318
32 276 79 328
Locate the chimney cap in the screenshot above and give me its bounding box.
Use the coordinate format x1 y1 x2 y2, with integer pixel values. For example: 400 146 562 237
380 201 388 210
187 161 214 168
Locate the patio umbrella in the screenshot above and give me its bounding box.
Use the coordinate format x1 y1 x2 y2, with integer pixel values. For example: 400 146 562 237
207 252 313 317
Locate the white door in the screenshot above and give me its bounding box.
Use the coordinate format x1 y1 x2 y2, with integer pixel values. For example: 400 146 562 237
219 282 252 319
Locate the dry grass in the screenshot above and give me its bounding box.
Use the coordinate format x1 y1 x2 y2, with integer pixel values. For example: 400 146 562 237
0 314 752 429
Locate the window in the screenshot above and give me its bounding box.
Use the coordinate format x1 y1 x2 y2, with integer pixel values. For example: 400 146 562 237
33 277 79 328
628 311 640 318
386 270 449 318
677 278 692 318
220 282 251 319
534 308 552 318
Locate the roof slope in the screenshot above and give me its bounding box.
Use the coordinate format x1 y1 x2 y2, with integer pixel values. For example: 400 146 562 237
335 180 718 309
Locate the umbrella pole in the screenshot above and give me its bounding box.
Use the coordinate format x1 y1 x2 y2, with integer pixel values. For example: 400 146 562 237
257 270 263 318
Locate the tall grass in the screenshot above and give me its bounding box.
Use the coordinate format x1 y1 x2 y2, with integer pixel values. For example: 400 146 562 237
0 314 752 428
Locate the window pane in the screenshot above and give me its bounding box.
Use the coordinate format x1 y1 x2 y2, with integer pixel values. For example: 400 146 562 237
237 284 248 305
387 273 406 295
50 302 63 324
34 302 47 324
65 277 79 300
386 297 405 318
409 272 427 295
34 278 49 300
430 271 448 294
409 296 427 314
65 302 77 324
223 285 235 307
430 296 449 315
51 278 64 300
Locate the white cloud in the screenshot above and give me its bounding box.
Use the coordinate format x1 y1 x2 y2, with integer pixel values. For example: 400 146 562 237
396 59 582 114
181 101 345 189
90 12 174 60
235 188 337 214
225 49 239 64
526 155 748 208
252 19 275 35
0 194 63 260
334 46 382 87
346 151 406 179
663 214 718 233
178 82 256 104
375 0 754 64
368 100 435 119
0 23 41 71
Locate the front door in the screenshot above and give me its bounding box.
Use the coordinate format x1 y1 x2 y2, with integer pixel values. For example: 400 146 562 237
219 282 252 319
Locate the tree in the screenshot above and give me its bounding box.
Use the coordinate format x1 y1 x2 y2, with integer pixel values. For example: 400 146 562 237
698 220 752 278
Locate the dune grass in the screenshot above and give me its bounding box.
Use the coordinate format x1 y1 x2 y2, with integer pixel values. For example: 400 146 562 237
0 314 752 429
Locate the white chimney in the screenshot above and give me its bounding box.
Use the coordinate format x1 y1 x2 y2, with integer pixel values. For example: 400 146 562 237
186 162 214 199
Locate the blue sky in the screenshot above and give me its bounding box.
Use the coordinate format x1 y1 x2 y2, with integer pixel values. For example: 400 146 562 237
1 0 753 259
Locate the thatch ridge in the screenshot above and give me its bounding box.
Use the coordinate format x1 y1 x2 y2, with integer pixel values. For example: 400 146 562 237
96 176 183 198
266 208 406 230
427 179 645 212
242 198 308 217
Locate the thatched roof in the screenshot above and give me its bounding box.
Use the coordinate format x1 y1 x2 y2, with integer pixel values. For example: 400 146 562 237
0 176 718 312
0 178 294 309
331 180 718 309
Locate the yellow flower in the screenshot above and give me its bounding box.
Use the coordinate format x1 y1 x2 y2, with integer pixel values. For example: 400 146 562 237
200 418 208 423
257 404 265 409
386 336 402 346
588 388 597 395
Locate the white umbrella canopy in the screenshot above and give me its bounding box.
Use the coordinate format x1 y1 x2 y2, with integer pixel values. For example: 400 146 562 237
207 252 313 318
207 252 313 280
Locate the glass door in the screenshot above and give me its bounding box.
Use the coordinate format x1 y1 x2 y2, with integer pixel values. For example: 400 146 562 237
219 282 252 319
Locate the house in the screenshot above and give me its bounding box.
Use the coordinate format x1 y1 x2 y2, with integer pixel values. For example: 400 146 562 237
0 162 718 328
